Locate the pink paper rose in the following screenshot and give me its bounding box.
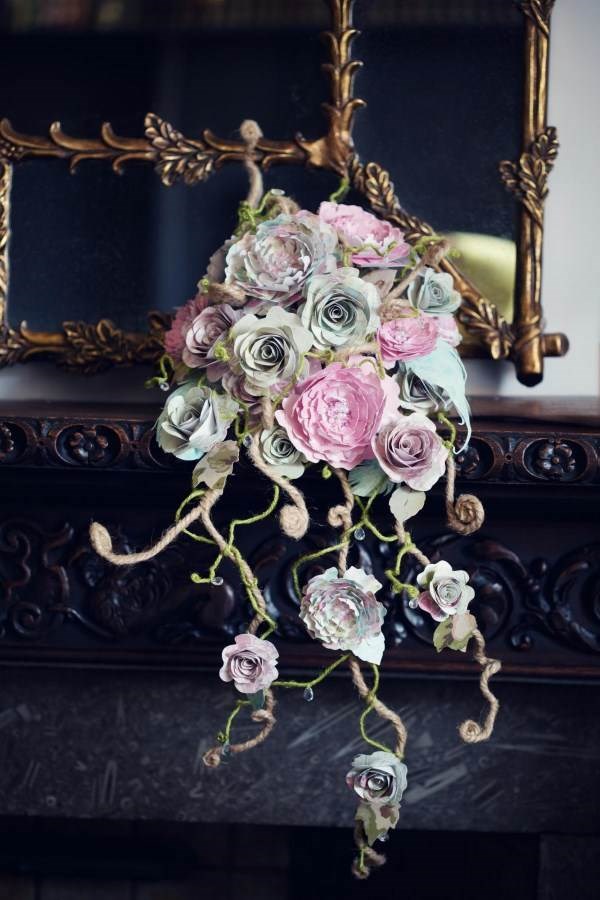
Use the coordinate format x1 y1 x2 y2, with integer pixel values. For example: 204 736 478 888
164 294 209 361
372 412 448 490
319 201 411 268
275 359 399 470
436 314 461 348
377 313 439 366
219 633 279 694
416 561 475 622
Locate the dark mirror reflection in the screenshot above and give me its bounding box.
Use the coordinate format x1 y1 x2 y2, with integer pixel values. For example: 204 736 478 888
355 0 524 321
0 0 332 332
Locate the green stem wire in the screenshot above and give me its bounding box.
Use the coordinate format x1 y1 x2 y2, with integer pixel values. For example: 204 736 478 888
218 699 250 744
437 411 457 450
274 653 350 689
358 664 394 754
328 176 350 203
384 530 420 600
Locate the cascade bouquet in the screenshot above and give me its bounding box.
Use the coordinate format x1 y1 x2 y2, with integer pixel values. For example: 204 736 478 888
90 139 500 879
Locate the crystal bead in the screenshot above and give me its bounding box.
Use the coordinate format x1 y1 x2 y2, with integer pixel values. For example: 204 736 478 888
159 382 170 392
221 742 231 759
303 687 314 702
211 576 224 586
409 598 418 609
243 434 252 447
377 833 389 843
354 527 366 542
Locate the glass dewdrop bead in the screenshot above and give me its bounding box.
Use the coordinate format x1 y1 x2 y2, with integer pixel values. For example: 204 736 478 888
354 527 366 542
221 742 231 759
211 576 224 586
303 687 314 702
409 598 418 609
159 382 169 392
243 435 252 447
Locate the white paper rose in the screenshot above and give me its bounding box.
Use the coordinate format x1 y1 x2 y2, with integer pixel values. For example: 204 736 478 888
225 210 337 306
259 426 306 479
416 560 475 621
300 268 380 350
346 751 408 807
408 267 461 315
300 566 386 664
156 383 238 461
230 307 313 396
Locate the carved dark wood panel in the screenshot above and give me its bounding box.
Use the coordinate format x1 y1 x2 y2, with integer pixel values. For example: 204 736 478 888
0 401 599 677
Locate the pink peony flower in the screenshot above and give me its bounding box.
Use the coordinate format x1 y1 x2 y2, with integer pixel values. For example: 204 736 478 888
377 313 439 366
182 304 243 379
219 633 279 694
319 201 411 268
300 566 386 664
275 359 399 470
372 412 448 491
436 314 461 347
164 294 209 361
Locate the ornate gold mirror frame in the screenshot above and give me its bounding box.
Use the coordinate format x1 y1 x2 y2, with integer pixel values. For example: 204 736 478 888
0 0 567 384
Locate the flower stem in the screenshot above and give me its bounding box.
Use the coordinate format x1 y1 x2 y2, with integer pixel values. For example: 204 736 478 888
274 653 350 689
358 665 394 755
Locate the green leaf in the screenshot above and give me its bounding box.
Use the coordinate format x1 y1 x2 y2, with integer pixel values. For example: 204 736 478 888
355 802 400 846
433 616 476 653
348 460 391 497
248 690 265 710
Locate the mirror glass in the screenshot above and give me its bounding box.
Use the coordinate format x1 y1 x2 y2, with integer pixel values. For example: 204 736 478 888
0 0 333 332
354 0 524 323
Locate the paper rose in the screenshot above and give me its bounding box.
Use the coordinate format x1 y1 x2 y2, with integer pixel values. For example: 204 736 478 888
346 751 408 807
259 425 306 479
416 560 475 621
397 366 452 415
182 304 242 377
377 312 439 366
156 383 238 461
219 633 279 694
275 359 399 470
319 201 411 268
230 307 313 396
299 566 386 664
164 294 209 361
372 412 448 490
300 268 380 350
225 210 336 306
408 267 461 315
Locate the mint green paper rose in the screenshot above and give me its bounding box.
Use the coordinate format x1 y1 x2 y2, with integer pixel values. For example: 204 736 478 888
300 268 380 350
156 383 238 461
408 266 461 315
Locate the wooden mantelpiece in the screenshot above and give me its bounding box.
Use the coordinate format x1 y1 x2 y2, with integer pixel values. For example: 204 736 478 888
0 397 599 679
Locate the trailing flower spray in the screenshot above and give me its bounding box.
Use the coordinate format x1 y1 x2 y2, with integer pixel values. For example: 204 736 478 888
90 120 500 880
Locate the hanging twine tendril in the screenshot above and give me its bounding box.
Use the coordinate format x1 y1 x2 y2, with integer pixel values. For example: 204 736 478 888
459 629 501 743
202 689 277 768
328 468 355 574
445 454 485 535
351 824 387 880
247 434 309 539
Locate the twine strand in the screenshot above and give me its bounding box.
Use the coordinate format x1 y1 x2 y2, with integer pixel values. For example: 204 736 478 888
459 629 501 743
89 503 206 565
352 822 386 880
203 689 276 767
445 454 485 535
240 119 263 210
247 434 309 539
349 659 407 759
328 468 355 574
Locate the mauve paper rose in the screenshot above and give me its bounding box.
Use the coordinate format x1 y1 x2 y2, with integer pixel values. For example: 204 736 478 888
346 751 407 807
416 560 475 622
397 366 452 415
230 308 313 396
407 266 461 315
300 566 386 664
377 312 439 367
300 267 380 351
372 412 448 491
275 359 399 470
219 633 279 694
319 202 411 268
259 426 307 480
156 383 238 461
164 294 209 361
182 304 242 379
436 314 461 347
224 210 337 306
221 370 262 425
